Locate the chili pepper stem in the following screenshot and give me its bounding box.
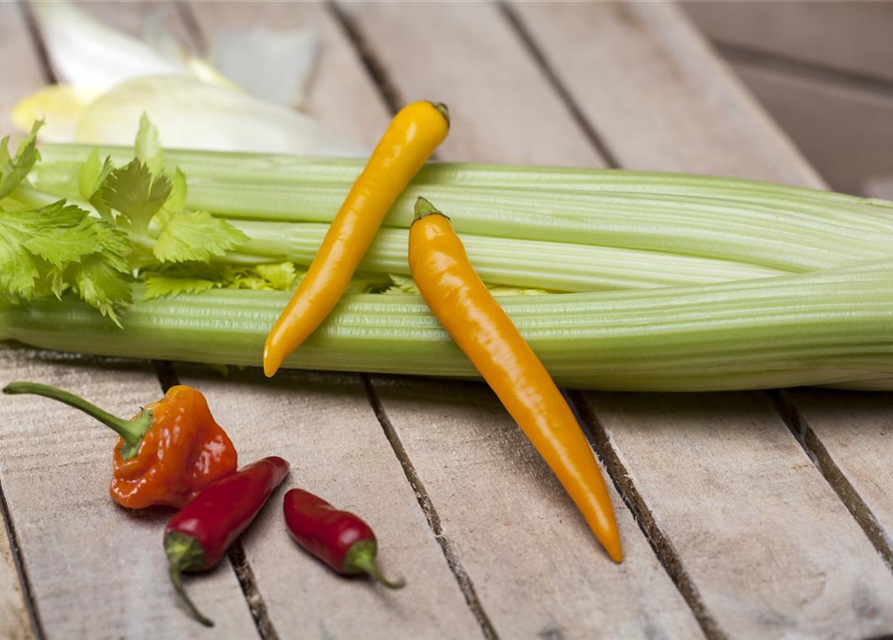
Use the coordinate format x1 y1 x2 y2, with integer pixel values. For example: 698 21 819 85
413 196 448 223
2 381 151 460
429 102 450 128
164 532 213 627
343 541 405 590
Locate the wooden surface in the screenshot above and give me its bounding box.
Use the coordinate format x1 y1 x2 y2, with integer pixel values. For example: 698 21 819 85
684 1 893 197
685 1 893 83
2 2 893 639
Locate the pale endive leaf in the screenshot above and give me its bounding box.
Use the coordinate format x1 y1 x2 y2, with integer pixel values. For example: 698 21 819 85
12 85 102 141
210 25 318 108
31 0 190 90
75 76 367 156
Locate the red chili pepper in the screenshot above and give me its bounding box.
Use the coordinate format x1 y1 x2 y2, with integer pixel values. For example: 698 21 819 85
283 488 404 589
164 456 290 626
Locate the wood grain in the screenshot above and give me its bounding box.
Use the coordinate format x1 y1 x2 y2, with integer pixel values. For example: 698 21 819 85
176 367 484 639
0 347 259 639
585 392 893 638
508 1 822 187
338 1 606 168
0 508 31 640
0 2 45 138
685 1 893 84
733 61 893 197
782 389 893 560
371 376 705 639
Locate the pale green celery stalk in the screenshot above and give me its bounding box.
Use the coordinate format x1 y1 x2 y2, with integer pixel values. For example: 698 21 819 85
35 151 893 232
2 261 893 392
34 146 893 238
231 220 786 291
34 142 893 210
35 164 887 273
183 182 893 272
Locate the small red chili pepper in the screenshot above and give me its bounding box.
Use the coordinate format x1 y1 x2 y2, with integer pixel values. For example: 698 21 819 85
164 456 290 626
2 382 237 509
283 488 404 589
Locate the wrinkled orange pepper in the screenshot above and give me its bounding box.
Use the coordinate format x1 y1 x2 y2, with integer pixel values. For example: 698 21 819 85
2 382 237 509
408 197 622 562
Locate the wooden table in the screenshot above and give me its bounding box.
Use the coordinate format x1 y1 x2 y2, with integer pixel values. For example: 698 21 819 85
2 3 893 639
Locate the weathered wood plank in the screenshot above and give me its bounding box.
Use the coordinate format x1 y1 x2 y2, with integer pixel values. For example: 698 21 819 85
0 347 259 638
781 389 893 562
186 1 391 148
0 512 32 640
508 0 822 187
371 377 705 638
0 2 45 139
333 2 706 636
176 367 484 639
584 392 893 638
338 1 605 168
684 1 893 84
732 61 893 197
508 2 893 637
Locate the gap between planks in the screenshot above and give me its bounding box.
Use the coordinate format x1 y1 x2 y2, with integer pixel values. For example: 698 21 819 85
716 41 893 102
153 361 278 640
0 475 44 640
359 375 499 640
770 390 893 571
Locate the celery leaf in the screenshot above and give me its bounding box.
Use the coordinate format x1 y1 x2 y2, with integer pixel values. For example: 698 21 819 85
135 113 163 177
100 158 171 233
0 201 97 297
253 262 299 290
153 210 247 263
0 201 133 321
0 120 43 200
143 272 219 300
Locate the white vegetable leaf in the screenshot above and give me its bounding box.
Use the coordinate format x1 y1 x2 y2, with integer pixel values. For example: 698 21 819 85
100 158 171 234
153 210 247 263
0 120 43 200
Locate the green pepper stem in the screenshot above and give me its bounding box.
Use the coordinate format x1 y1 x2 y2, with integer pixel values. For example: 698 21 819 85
429 101 450 128
412 196 449 224
169 564 214 628
343 541 405 590
165 531 213 627
2 381 152 459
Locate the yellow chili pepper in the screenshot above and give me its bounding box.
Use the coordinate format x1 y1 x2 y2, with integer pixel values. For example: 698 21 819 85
264 101 450 377
408 197 622 562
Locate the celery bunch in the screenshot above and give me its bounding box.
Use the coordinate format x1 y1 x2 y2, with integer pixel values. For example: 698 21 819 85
3 120 893 391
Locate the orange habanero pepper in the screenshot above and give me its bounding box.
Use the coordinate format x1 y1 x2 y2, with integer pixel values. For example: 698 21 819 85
2 382 237 509
408 198 622 562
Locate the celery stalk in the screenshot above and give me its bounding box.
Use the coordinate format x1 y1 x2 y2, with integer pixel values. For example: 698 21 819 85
3 261 892 391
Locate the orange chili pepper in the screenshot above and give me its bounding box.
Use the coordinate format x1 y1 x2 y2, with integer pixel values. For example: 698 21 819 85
408 198 622 562
263 100 450 378
2 382 237 509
